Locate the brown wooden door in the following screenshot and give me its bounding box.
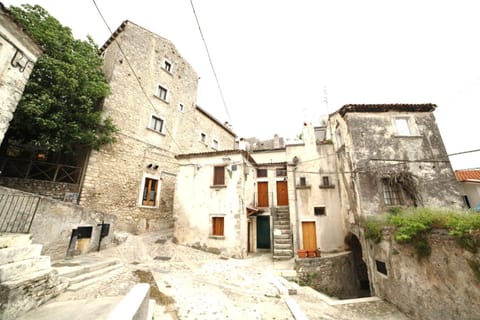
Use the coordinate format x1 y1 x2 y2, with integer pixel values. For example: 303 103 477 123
276 181 289 206
302 221 317 250
258 182 269 207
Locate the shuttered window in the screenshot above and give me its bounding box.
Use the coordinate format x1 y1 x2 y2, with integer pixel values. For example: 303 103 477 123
142 178 158 206
213 166 225 185
212 217 224 236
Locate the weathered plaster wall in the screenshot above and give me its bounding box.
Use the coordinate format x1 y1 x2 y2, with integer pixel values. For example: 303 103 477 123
286 125 346 253
0 177 78 201
0 7 42 145
460 182 480 209
366 229 480 320
80 22 235 233
174 152 254 258
295 252 360 299
0 186 117 260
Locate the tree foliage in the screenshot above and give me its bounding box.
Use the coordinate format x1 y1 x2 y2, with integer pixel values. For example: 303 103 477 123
7 4 116 154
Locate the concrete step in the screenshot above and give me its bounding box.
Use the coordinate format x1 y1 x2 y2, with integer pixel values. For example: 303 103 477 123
67 264 124 291
274 234 291 240
274 249 293 257
274 225 291 231
278 276 300 295
0 244 42 265
68 263 123 286
274 243 293 250
0 233 32 248
0 256 51 282
54 258 121 278
274 220 290 225
274 238 291 244
273 255 293 261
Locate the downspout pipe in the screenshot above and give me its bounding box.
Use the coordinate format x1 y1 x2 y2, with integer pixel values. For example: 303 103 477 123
292 165 300 252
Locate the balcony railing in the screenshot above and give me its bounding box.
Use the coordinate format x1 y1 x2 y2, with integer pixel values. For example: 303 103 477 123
0 157 83 184
0 193 40 233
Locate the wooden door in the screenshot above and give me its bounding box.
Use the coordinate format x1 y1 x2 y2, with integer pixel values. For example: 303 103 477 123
276 181 289 206
258 182 269 207
302 221 317 250
256 216 271 249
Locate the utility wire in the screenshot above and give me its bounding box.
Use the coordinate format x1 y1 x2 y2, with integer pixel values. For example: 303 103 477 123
447 149 480 157
189 0 232 124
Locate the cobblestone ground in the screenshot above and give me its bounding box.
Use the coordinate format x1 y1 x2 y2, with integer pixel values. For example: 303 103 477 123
49 233 410 320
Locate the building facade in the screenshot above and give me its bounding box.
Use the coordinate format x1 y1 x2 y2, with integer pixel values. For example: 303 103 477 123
79 21 235 233
455 169 480 209
0 3 42 145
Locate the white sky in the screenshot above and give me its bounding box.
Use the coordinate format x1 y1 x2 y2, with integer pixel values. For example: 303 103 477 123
4 0 479 169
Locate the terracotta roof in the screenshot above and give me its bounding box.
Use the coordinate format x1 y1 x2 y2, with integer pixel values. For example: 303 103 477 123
455 169 480 182
335 104 437 117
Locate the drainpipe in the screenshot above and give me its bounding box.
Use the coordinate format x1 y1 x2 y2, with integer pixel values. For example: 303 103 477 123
292 165 300 252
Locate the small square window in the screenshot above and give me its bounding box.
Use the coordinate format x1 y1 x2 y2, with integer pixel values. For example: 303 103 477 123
142 177 159 206
213 166 225 185
149 115 164 133
314 206 326 216
163 60 172 73
395 118 410 136
212 139 219 150
322 176 330 186
178 103 185 112
157 85 168 101
212 217 224 236
276 167 287 177
299 177 307 186
257 169 267 178
200 132 207 144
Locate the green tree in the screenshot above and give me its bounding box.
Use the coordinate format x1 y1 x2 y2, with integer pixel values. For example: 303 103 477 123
7 4 116 154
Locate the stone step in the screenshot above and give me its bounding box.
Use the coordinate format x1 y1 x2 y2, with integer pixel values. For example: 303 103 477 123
0 244 42 265
54 258 121 279
274 220 290 225
274 225 291 231
273 249 293 257
274 238 291 245
0 256 51 282
278 276 300 295
274 243 293 250
274 234 291 240
67 264 125 292
68 263 123 286
273 255 293 261
0 233 32 249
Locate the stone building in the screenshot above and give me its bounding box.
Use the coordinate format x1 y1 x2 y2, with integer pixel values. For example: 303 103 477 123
79 21 235 233
0 3 42 145
455 169 480 209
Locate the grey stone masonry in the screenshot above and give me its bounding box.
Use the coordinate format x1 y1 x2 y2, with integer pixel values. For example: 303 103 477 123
0 233 66 320
273 207 293 259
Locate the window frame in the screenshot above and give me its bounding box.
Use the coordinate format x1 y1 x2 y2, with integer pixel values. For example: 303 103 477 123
211 216 225 237
200 132 208 144
394 118 411 136
178 103 185 112
162 59 173 73
275 166 287 177
257 168 268 178
138 175 161 208
382 178 403 206
148 114 165 134
213 165 225 186
156 84 168 102
314 206 326 216
212 138 219 150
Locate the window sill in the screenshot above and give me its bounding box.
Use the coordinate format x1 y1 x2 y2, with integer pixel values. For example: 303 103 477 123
138 205 159 209
153 95 169 104
210 185 227 189
296 185 311 189
209 235 225 240
319 185 335 189
162 68 173 76
146 128 166 136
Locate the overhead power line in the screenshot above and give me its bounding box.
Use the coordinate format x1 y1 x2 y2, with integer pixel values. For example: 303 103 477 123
189 0 232 124
448 149 480 157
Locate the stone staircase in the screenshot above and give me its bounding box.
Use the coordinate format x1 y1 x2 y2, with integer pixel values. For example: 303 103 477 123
272 207 293 260
53 256 123 291
0 233 67 320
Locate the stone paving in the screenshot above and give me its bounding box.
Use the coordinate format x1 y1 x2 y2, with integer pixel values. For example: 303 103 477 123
19 233 411 319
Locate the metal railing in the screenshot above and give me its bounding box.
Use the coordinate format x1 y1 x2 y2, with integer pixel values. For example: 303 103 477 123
0 157 83 184
0 193 40 233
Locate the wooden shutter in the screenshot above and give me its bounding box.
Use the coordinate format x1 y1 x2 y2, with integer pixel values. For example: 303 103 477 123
212 217 224 236
213 166 225 185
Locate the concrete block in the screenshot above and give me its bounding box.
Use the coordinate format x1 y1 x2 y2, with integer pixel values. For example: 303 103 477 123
0 244 42 265
107 283 151 320
0 256 51 282
0 233 32 248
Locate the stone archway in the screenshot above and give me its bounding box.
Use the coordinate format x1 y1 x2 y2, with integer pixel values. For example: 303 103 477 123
345 232 371 297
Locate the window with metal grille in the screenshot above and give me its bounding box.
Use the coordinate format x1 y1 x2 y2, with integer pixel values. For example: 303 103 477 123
314 206 326 216
276 167 287 177
213 166 225 185
142 178 158 206
212 217 224 236
257 169 267 178
157 85 168 101
382 178 402 206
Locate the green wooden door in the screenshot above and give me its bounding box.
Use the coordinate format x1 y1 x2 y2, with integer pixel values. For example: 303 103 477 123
256 216 271 249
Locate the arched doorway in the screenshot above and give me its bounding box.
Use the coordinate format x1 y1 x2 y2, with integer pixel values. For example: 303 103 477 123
345 232 371 297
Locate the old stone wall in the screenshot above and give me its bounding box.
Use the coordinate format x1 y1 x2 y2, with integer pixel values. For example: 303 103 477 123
295 252 360 299
0 177 79 201
0 186 117 260
366 229 480 320
0 8 42 145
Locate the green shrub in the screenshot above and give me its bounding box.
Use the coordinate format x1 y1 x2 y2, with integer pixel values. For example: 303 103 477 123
364 219 384 244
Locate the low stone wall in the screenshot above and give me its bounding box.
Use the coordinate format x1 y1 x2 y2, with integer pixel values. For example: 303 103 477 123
0 177 79 202
0 186 116 260
367 229 480 320
295 251 360 299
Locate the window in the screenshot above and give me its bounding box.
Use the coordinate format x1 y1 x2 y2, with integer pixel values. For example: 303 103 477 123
163 60 172 73
376 260 388 275
178 103 185 112
142 177 159 206
200 132 207 144
276 167 287 177
382 178 402 206
395 118 411 136
462 195 471 208
212 217 224 236
299 177 307 186
212 139 219 150
149 115 164 133
157 85 168 101
257 169 267 178
213 166 225 185
322 176 330 186
314 206 326 216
